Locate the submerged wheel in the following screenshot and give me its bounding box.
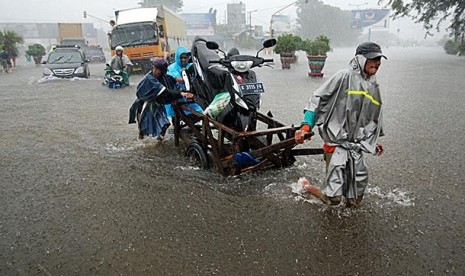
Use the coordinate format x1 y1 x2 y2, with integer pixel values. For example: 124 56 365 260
186 142 209 170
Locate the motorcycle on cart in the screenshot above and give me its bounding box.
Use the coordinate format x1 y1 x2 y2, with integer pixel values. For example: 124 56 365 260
172 38 323 176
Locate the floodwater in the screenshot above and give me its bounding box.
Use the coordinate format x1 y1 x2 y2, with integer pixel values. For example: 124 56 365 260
0 46 464 275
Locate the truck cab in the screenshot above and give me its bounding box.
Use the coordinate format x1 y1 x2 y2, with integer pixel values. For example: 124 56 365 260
110 6 188 73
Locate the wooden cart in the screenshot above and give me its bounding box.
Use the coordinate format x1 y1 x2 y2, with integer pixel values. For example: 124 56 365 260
172 103 323 176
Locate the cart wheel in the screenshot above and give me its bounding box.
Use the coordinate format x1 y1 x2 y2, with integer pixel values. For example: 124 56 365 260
186 142 209 170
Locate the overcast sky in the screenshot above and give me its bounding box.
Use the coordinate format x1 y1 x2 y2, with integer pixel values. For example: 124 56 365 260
0 0 445 41
0 0 384 24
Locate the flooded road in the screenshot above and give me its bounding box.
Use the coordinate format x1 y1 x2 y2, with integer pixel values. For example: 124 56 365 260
1 46 464 275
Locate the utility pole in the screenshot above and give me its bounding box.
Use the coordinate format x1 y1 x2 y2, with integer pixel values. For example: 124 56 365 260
83 11 111 25
248 10 258 33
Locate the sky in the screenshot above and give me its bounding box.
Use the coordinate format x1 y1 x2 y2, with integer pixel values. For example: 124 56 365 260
0 0 447 41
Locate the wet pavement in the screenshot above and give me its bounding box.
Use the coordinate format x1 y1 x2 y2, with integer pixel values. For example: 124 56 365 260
0 46 464 275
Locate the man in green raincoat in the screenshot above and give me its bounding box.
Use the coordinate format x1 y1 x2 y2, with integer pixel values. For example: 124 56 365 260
295 42 387 207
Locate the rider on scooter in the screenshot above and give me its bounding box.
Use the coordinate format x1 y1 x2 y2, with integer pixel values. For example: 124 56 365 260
110 45 133 86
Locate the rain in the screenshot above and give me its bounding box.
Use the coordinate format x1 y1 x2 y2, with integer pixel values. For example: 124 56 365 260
1 0 464 275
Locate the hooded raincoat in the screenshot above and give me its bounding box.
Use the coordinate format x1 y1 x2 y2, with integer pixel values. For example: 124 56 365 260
165 46 203 117
303 55 384 199
129 71 182 138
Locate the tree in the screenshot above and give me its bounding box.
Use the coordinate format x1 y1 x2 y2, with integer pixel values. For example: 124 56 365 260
25 43 46 64
300 35 331 56
274 34 301 54
381 0 465 39
139 0 183 12
0 30 24 57
296 0 361 46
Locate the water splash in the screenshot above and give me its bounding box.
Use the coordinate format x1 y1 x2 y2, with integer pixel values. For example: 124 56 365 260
38 76 60 83
264 177 415 208
105 143 136 153
37 76 88 83
174 166 201 171
289 178 323 204
69 76 88 81
104 137 167 153
263 178 321 204
296 162 308 170
290 179 305 194
366 186 415 207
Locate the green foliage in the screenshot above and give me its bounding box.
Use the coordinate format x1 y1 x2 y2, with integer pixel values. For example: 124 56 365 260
274 34 301 54
380 0 465 37
300 35 331 56
444 40 465 55
0 30 23 56
26 43 46 57
296 0 361 46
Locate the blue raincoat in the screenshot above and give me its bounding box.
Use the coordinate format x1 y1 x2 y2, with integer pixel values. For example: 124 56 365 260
129 72 170 138
166 46 203 117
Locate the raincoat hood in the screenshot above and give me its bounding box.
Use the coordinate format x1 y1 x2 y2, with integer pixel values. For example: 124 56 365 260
174 46 190 68
136 72 166 101
350 55 371 80
167 46 191 79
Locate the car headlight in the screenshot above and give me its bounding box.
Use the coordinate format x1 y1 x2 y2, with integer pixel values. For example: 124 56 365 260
231 61 253 73
43 67 53 76
74 66 85 74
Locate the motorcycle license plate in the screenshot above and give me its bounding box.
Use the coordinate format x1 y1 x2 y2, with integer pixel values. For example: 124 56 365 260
239 83 265 94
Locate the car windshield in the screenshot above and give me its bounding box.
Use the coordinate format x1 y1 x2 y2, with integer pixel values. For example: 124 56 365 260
111 24 158 48
48 51 83 64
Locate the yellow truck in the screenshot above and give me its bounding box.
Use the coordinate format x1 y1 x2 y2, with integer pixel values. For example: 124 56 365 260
110 6 188 73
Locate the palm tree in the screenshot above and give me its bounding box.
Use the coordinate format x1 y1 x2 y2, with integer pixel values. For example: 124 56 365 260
0 30 24 63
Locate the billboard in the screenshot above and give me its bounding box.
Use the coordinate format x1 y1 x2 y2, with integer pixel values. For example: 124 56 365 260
271 15 291 34
351 9 390 29
181 13 215 36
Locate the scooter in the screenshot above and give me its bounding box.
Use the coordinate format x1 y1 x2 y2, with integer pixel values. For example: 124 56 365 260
103 64 124 89
188 37 276 132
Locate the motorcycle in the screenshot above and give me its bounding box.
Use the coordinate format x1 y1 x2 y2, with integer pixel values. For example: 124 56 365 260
187 37 276 132
103 64 124 89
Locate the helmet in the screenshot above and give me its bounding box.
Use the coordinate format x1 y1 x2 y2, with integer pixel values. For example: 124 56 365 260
227 47 240 57
115 45 124 51
152 57 168 73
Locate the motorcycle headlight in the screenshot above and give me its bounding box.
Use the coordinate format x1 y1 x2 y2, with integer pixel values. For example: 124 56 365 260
231 61 253 73
43 67 53 76
75 66 85 74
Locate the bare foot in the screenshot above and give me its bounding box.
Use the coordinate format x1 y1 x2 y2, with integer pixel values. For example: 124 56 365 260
298 177 310 189
298 177 327 203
